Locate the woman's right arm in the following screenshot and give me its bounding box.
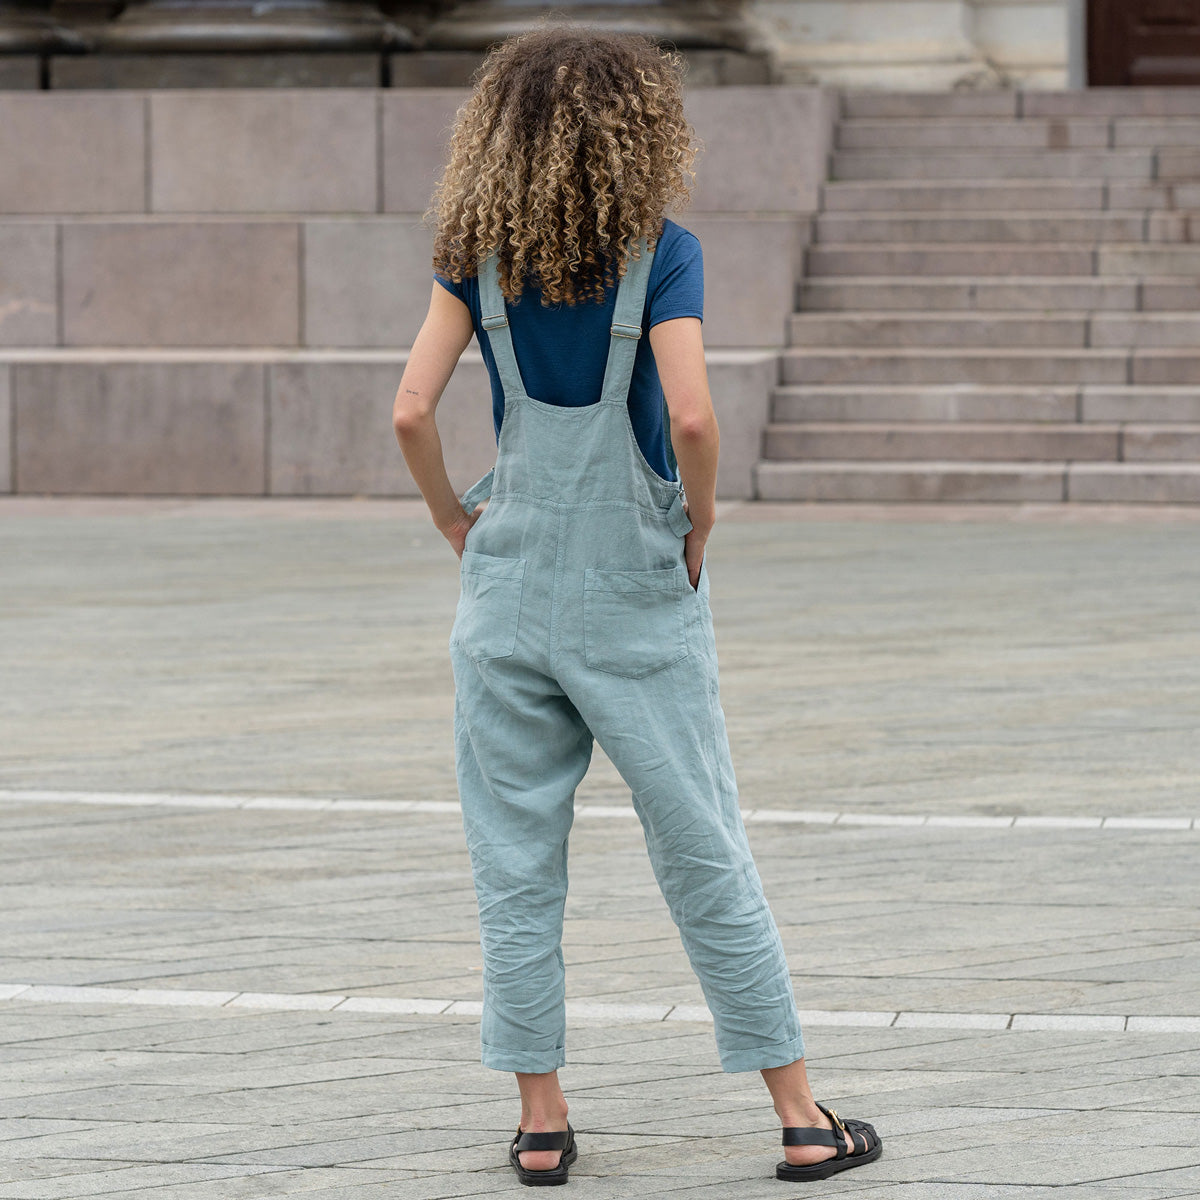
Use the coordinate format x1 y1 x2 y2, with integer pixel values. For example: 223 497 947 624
393 282 478 557
649 315 719 589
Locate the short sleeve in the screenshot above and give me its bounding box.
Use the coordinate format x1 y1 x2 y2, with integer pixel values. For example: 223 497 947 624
648 228 703 328
434 271 465 302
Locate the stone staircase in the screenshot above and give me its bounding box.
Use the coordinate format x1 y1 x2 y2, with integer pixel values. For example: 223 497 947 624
756 90 1200 503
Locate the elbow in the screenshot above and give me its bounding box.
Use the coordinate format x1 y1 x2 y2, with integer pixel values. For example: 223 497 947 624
670 410 718 446
392 401 429 440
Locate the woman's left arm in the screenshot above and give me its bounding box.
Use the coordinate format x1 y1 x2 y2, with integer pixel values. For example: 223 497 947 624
392 282 479 557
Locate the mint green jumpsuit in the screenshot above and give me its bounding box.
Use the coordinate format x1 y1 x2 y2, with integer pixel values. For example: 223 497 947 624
449 238 806 1074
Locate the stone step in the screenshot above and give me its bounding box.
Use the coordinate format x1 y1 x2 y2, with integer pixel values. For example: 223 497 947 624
842 89 1200 120
1090 314 1200 347
811 243 1200 277
807 244 1097 276
787 312 1090 348
1083 388 1200 422
1025 91 1200 119
1154 149 1200 181
837 117 1200 152
763 91 1200 505
820 181 1109 212
830 151 1155 181
1114 120 1200 148
1123 425 1200 460
1142 280 1200 310
1098 245 1200 276
781 348 1200 386
782 349 1127 385
798 277 1140 312
821 180 1200 213
773 386 1200 425
1129 351 1200 384
755 459 1066 502
787 312 1200 349
814 212 1153 243
756 460 1200 503
772 385 1080 424
799 276 1200 313
1067 463 1200 502
763 422 1120 462
836 118 1112 150
841 92 1022 119
1109 182 1200 209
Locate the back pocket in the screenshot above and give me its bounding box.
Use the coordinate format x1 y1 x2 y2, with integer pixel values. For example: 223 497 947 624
453 550 527 662
583 565 689 679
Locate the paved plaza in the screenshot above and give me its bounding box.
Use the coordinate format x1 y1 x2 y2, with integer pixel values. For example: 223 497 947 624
2 498 1200 1199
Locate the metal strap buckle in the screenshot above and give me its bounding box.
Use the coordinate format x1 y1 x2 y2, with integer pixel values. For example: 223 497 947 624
610 322 642 340
481 313 509 331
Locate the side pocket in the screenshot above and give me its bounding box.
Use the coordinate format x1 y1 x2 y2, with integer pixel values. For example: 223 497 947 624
452 550 527 663
583 564 689 679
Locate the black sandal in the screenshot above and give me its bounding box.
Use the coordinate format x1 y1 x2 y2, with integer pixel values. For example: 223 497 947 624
508 1122 578 1187
777 1102 882 1181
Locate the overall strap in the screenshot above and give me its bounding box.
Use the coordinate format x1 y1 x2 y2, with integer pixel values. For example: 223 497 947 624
478 237 677 480
599 237 655 403
478 251 527 402
600 237 677 480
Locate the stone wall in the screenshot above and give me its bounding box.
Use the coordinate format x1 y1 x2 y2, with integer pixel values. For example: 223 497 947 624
0 85 838 499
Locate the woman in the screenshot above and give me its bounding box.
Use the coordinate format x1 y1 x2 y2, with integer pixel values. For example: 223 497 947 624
392 26 881 1187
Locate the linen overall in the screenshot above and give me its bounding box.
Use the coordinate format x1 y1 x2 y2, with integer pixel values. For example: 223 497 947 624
449 238 806 1074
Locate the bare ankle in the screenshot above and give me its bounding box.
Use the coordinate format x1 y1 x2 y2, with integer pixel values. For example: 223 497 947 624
775 1099 824 1127
521 1102 569 1129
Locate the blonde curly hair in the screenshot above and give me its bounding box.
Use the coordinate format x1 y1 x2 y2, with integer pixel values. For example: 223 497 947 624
428 25 699 307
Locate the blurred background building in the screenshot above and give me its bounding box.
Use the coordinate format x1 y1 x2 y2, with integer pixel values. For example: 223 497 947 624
0 0 1112 89
3 1 1200 503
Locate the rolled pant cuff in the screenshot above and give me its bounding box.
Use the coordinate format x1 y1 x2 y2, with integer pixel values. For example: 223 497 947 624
481 1040 567 1073
718 1032 806 1073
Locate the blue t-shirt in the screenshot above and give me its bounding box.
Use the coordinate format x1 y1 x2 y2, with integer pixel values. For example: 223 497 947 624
434 218 703 482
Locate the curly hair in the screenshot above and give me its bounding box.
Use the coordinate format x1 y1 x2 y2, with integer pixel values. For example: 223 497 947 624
427 25 699 307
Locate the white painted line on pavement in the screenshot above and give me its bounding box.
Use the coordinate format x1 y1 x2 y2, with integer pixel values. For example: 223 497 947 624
744 809 841 824
226 991 346 1011
1125 1016 1200 1033
442 999 484 1016
2 982 1195 1035
336 996 454 1015
1 789 1194 830
1100 816 1194 830
1010 1013 1127 1032
1012 816 1104 828
894 1011 1011 1030
569 1001 673 1021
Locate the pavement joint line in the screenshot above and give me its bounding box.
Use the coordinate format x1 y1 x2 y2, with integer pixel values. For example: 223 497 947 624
2 983 1199 1032
0 790 1196 831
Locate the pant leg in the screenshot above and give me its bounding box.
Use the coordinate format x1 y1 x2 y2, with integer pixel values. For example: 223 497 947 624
562 586 806 1073
452 647 594 1072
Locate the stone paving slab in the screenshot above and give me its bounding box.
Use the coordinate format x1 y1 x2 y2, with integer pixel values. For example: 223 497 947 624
2 498 1199 814
2 500 1200 1197
4 799 1197 1021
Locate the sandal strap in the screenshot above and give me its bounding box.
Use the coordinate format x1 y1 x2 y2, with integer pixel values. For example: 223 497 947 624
781 1126 840 1149
514 1125 571 1153
782 1102 851 1157
844 1119 878 1155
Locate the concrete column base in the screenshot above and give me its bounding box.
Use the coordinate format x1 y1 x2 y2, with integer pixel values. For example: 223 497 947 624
0 0 86 52
746 0 1069 91
424 1 748 52
95 0 412 53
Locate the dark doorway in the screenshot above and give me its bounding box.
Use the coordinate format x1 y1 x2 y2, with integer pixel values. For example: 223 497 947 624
1089 0 1200 85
